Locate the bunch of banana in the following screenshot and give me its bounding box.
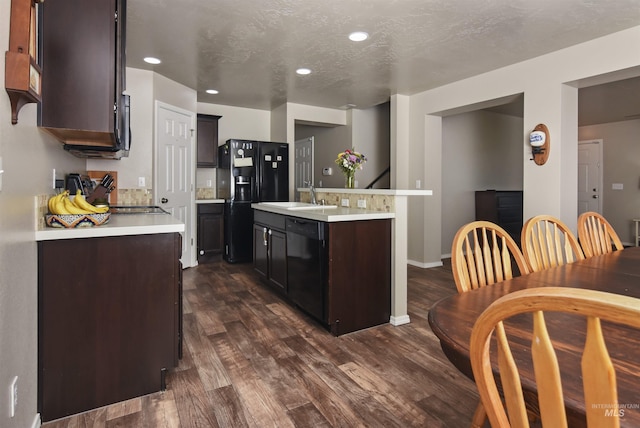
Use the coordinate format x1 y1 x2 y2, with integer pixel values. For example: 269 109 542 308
48 190 110 215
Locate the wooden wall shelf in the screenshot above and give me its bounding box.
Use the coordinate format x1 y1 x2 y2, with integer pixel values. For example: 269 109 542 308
5 0 43 124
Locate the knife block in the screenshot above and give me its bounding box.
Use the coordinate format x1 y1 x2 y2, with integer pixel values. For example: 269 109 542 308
87 170 117 205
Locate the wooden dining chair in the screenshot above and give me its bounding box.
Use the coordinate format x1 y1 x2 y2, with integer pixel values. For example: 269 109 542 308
577 211 624 258
452 221 531 294
520 215 584 272
451 221 531 427
470 287 640 428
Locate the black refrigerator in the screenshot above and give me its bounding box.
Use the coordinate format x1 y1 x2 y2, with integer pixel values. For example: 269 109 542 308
217 139 289 263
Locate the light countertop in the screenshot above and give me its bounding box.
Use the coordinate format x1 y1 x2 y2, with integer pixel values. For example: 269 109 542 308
196 199 225 204
298 188 433 196
36 214 185 241
252 203 395 222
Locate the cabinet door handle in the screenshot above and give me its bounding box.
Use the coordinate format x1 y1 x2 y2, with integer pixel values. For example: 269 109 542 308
263 227 268 246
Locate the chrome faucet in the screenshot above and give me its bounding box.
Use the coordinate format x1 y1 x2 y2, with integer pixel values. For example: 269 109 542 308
304 181 317 204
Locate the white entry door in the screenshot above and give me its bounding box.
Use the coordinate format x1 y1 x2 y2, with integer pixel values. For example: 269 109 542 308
577 139 603 215
294 137 314 201
155 102 196 267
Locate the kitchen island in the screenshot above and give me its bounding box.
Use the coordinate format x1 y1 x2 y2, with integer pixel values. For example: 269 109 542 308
295 188 433 327
253 186 432 335
36 214 184 421
253 202 393 336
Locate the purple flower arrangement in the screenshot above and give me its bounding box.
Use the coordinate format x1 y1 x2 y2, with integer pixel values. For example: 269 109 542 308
335 148 367 174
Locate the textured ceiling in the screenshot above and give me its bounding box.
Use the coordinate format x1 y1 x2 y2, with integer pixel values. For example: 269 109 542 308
126 0 640 122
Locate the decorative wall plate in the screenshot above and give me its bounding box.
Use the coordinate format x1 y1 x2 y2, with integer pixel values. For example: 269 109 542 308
531 123 550 166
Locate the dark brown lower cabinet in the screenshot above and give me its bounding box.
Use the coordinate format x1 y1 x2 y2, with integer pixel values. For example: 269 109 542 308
197 203 224 262
253 211 287 292
38 233 182 422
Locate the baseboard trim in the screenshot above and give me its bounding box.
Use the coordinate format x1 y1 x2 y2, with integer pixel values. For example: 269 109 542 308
390 315 411 326
407 259 444 269
32 413 41 428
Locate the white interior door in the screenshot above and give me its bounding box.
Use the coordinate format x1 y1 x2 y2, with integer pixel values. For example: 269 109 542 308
294 137 314 201
155 102 196 267
577 139 603 215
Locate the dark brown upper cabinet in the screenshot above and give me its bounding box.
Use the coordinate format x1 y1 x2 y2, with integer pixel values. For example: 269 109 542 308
197 114 222 167
38 0 129 159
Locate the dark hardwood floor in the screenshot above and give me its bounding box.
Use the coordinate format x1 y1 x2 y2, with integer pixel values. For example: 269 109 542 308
42 259 481 427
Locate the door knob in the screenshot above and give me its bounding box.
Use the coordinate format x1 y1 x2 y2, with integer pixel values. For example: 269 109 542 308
592 195 599 199
161 197 168 203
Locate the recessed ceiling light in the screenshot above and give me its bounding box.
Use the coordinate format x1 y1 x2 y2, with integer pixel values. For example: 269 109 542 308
349 31 369 42
143 57 161 65
206 89 219 95
296 68 312 75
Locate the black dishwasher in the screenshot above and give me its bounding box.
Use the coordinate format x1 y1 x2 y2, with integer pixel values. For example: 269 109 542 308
286 217 328 322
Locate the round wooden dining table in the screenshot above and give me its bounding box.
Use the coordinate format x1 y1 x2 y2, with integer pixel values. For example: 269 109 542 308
428 246 640 427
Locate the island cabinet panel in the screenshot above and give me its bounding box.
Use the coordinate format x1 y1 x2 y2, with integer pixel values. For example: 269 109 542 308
253 210 287 292
326 219 391 336
268 229 288 290
253 223 269 279
38 233 182 422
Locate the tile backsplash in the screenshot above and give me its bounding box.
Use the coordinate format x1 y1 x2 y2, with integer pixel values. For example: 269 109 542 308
196 187 216 200
301 191 394 212
117 188 153 205
36 194 51 229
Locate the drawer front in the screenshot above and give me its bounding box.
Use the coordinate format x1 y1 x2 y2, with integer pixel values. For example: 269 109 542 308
497 208 522 224
254 210 286 230
198 204 223 215
496 193 522 208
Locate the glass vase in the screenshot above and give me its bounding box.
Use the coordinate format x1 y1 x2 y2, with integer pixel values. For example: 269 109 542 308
345 172 355 189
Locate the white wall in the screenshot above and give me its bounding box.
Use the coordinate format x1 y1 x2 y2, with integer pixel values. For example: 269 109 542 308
153 73 198 114
441 110 523 255
295 123 351 189
283 103 347 199
294 103 391 190
579 119 640 244
351 103 391 188
405 26 640 265
198 103 271 144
